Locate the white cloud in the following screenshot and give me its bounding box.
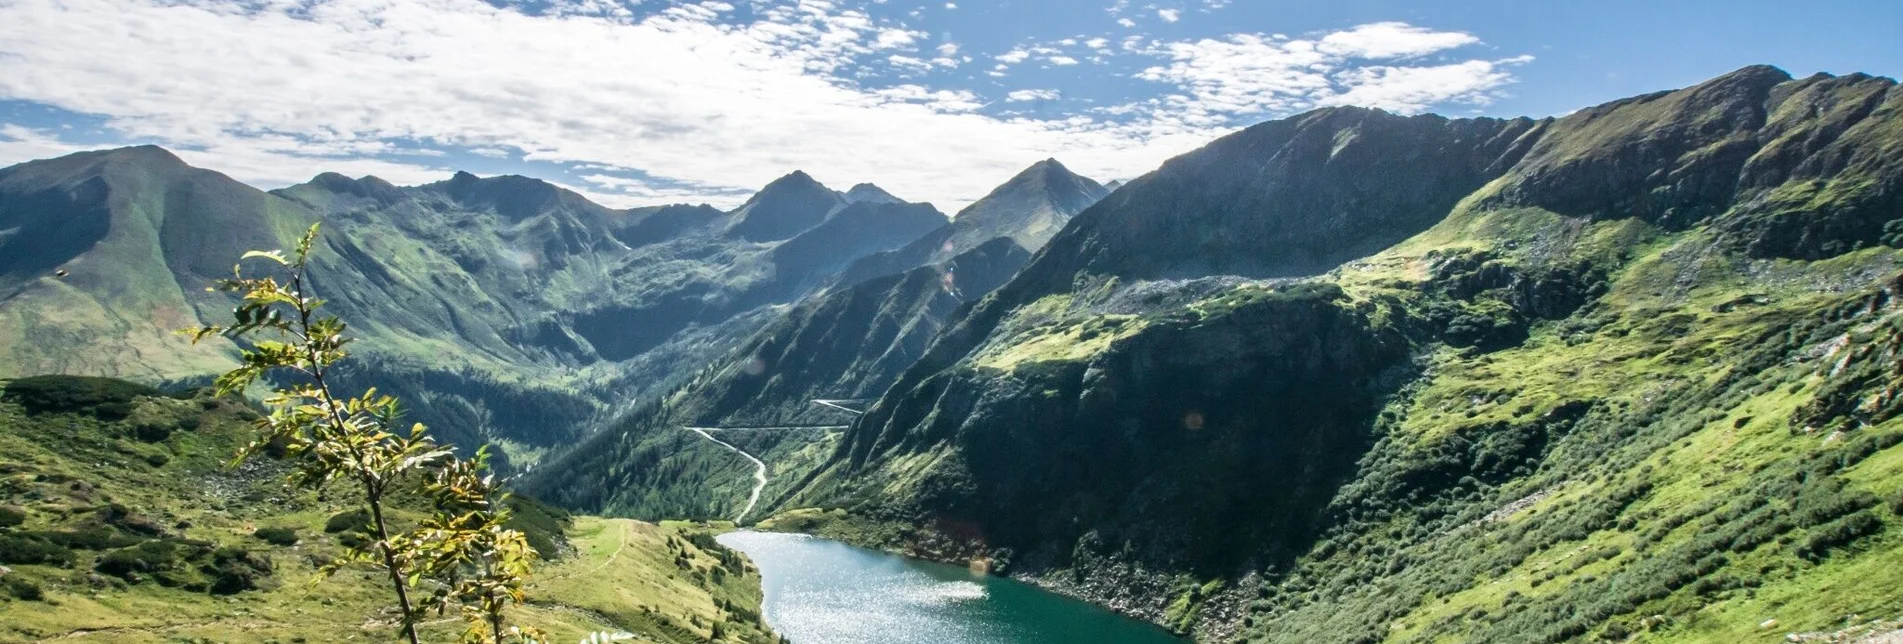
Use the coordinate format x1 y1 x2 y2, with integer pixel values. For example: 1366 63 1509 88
1158 9 1180 22
887 54 933 71
0 2 1527 211
1117 17 1137 28
1048 56 1081 65
1131 26 1518 125
1317 58 1530 113
0 124 94 167
873 27 922 49
1005 89 1061 102
1316 21 1480 58
871 84 986 112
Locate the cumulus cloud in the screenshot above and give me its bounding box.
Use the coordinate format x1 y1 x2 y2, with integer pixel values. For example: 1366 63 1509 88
1006 89 1062 102
873 27 923 49
1158 9 1180 22
1132 25 1522 125
1317 21 1481 58
0 0 1527 210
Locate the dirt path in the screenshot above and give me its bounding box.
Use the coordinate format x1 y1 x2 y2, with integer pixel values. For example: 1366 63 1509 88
686 428 769 523
683 399 865 524
811 399 868 415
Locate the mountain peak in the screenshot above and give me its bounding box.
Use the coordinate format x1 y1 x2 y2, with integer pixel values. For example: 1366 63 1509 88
998 157 1091 192
764 170 823 190
54 144 192 172
432 171 581 221
295 171 405 205
107 144 185 163
843 183 904 204
726 171 847 242
932 158 1108 258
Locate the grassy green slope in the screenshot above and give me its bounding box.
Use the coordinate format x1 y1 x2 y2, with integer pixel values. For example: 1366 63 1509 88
1240 201 1903 643
0 376 773 643
0 147 310 380
759 67 1903 643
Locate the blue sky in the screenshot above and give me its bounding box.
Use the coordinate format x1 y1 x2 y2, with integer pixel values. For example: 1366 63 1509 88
0 0 1897 212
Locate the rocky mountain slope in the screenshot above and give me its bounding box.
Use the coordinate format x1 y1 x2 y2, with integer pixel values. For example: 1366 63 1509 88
737 66 1903 642
831 159 1108 290
527 159 1109 519
0 149 944 469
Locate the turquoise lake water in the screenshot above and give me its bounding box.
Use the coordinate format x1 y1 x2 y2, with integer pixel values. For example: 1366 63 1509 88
716 531 1184 644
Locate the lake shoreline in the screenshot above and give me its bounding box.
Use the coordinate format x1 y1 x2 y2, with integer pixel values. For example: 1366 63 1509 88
718 530 1186 643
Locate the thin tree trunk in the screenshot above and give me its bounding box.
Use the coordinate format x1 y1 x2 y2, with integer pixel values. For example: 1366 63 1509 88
368 496 421 644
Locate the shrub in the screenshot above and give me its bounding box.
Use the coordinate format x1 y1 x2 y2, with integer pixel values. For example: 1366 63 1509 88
207 547 273 595
1797 512 1884 560
27 527 138 551
95 540 185 581
93 401 135 421
98 504 167 537
323 509 370 534
1 375 158 416
0 506 24 529
0 534 74 566
253 527 299 546
3 577 43 601
132 421 174 443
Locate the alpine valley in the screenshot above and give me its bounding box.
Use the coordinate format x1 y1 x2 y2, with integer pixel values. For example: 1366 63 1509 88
4 64 1903 643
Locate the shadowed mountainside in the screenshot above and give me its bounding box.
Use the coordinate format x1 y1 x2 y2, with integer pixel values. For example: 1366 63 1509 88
732 66 1903 642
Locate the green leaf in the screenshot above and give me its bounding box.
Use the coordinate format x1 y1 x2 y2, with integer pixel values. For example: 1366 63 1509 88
240 249 290 265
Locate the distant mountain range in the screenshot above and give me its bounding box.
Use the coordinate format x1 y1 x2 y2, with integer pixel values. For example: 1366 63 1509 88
523 158 1112 517
0 144 1091 469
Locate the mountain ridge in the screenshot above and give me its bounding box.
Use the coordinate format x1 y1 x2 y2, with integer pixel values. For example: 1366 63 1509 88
0 147 959 472
729 65 1903 642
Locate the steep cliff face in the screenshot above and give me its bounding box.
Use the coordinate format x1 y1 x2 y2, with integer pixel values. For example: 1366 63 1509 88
809 283 1410 577
763 67 1903 642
